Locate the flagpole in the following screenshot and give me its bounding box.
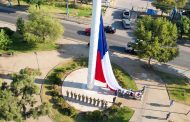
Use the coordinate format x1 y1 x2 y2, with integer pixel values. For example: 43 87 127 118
87 0 102 90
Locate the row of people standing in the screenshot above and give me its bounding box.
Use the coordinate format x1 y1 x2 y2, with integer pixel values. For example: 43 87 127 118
66 90 108 109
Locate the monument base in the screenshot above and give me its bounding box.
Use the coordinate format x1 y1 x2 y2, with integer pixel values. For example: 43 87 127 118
62 68 115 112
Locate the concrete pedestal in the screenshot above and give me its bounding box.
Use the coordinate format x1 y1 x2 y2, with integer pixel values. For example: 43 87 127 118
62 68 115 112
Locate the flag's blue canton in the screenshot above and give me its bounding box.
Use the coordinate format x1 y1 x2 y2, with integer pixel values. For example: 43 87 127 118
98 15 108 59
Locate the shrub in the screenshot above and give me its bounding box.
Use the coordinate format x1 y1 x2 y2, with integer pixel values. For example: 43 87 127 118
16 17 25 34
0 29 12 50
11 32 23 42
0 79 2 86
0 27 14 36
90 110 103 121
47 72 63 85
20 68 42 76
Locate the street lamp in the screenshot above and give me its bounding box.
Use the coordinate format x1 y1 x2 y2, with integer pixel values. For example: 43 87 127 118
66 0 69 17
34 52 40 70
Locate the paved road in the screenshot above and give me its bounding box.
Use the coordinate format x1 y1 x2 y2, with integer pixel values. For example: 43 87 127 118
0 7 190 69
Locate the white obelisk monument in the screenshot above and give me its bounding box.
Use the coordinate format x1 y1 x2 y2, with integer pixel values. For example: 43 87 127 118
87 0 102 90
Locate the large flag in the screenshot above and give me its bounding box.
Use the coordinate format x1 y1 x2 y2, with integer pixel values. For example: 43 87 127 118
95 15 122 91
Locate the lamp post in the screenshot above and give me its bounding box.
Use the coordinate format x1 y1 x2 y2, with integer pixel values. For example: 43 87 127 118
66 0 69 17
34 52 40 70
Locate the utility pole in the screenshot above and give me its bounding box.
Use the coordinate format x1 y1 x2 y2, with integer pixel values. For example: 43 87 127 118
87 0 102 90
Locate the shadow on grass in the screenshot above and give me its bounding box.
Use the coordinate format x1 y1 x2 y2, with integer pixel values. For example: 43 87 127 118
10 41 36 52
9 41 59 53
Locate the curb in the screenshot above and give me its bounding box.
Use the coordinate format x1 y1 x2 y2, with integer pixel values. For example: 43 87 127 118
0 20 16 31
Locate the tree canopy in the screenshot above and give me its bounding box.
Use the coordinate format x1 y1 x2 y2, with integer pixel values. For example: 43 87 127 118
177 16 190 38
134 16 179 65
0 29 12 50
23 9 64 43
0 68 49 122
0 89 22 122
152 0 188 14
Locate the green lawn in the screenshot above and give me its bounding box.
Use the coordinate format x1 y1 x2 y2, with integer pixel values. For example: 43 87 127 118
113 64 138 90
155 70 190 105
108 106 134 122
8 0 106 18
41 59 136 122
0 41 58 54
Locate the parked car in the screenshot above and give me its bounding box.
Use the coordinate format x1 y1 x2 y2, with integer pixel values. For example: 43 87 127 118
122 19 131 29
122 9 130 19
104 26 116 33
85 28 91 36
125 40 142 55
125 42 136 54
85 26 116 36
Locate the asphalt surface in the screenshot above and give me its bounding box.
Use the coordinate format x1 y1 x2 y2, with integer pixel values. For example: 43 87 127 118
0 8 190 69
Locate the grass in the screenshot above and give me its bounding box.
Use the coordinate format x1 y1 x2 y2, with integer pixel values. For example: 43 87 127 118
0 41 58 54
155 70 190 105
113 64 138 90
108 106 134 122
76 105 134 122
41 58 136 122
28 4 93 18
9 1 105 18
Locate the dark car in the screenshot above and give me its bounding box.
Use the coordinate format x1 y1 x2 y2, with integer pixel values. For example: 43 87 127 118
85 26 116 36
104 26 116 33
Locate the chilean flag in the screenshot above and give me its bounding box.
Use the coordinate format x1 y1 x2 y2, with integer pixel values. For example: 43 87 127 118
94 15 122 91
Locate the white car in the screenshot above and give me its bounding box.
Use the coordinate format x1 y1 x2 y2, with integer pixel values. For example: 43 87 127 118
122 9 130 19
122 19 131 29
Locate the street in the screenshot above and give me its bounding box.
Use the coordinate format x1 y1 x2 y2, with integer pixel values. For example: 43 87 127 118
0 7 190 69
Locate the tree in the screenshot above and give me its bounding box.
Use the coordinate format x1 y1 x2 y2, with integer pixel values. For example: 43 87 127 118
16 17 25 34
0 89 22 122
0 68 48 122
177 16 190 38
134 16 179 66
152 0 175 14
0 29 12 50
17 0 20 6
11 68 40 119
24 9 64 43
175 0 188 9
152 0 188 14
